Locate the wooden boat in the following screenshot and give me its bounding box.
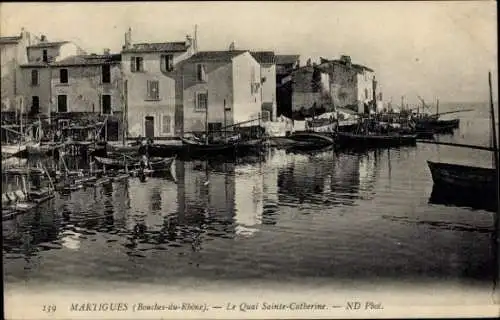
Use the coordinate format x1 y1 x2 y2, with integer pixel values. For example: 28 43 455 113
180 137 237 153
107 143 141 154
336 132 417 149
426 72 498 212
427 161 495 192
94 155 175 171
289 132 335 145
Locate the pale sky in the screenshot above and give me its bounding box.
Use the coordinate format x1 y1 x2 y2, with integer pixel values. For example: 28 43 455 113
1 1 497 105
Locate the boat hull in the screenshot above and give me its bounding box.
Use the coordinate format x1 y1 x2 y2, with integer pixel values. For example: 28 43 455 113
94 155 175 171
336 132 417 149
427 161 496 192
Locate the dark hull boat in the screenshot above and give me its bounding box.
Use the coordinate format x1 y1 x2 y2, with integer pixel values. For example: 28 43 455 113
180 137 238 155
415 118 459 133
427 161 497 212
427 161 496 192
336 132 417 149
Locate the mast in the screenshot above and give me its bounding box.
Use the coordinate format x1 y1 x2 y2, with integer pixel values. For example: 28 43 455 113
436 98 440 117
205 91 208 144
489 70 500 304
489 72 498 171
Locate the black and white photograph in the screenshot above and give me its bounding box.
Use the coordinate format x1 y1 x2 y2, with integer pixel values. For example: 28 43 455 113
1 1 499 319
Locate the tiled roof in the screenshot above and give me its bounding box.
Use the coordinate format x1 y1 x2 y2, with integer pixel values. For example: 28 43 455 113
28 41 69 48
21 54 121 67
250 51 276 64
275 54 300 65
185 50 247 63
123 42 189 53
51 54 121 66
20 62 49 68
0 35 22 45
320 57 374 72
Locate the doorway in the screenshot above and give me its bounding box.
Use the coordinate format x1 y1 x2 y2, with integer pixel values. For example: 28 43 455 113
145 116 154 138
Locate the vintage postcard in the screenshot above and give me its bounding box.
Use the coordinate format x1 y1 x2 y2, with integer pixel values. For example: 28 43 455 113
1 1 499 319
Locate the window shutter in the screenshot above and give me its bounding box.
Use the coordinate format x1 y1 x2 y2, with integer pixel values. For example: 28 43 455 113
147 80 151 99
131 57 136 72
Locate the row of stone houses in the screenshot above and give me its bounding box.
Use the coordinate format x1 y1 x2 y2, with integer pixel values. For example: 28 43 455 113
1 28 379 140
1 28 301 140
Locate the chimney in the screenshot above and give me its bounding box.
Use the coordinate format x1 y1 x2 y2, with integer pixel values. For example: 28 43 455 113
228 41 235 51
40 35 47 42
103 48 110 55
124 27 132 49
186 35 192 48
194 24 198 52
340 55 351 66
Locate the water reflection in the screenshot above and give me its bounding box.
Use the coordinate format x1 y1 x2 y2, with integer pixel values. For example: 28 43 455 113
2 134 496 283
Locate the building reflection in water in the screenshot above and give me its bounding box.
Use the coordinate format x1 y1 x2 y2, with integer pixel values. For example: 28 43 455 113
274 148 380 207
234 160 263 236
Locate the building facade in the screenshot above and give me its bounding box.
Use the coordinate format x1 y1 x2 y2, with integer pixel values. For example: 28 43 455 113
1 29 38 115
251 51 276 121
275 54 300 118
319 55 376 114
19 36 85 117
122 28 196 139
178 50 262 136
291 64 332 117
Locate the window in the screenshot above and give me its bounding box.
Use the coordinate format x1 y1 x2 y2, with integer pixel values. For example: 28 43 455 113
195 92 208 111
196 64 206 82
31 96 40 114
146 80 159 100
102 94 111 114
59 69 68 84
161 55 174 72
31 70 39 86
57 95 67 112
102 65 111 83
42 50 48 63
162 115 171 134
131 56 144 72
365 88 369 100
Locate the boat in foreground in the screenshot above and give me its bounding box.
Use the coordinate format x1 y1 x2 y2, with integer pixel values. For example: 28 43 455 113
94 154 175 171
427 161 497 211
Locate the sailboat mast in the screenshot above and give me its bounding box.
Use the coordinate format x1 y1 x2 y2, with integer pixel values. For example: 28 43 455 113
489 72 498 171
436 98 439 117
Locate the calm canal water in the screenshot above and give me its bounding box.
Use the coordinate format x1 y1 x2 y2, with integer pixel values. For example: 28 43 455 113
3 102 497 290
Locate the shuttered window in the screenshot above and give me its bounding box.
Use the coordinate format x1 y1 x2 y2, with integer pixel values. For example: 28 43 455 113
31 70 39 86
60 69 68 84
147 80 159 100
195 92 207 111
130 56 144 72
161 55 174 72
162 115 171 134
